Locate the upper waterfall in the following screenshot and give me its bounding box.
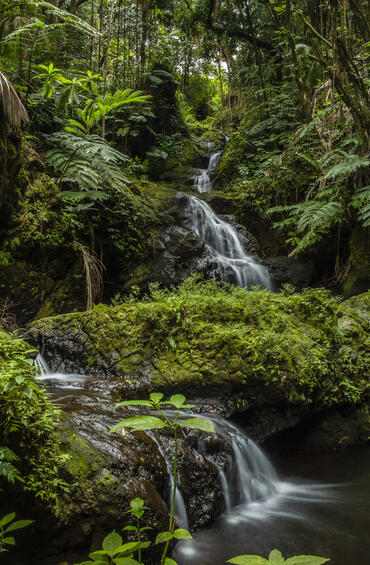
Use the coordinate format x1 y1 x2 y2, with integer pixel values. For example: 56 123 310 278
193 144 222 193
188 143 272 289
186 194 271 289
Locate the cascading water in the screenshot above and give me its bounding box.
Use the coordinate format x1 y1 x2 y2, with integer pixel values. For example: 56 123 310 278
193 144 222 193
189 143 271 289
186 195 271 289
33 357 370 565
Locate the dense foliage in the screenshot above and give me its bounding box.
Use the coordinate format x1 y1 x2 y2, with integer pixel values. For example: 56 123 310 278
0 331 68 505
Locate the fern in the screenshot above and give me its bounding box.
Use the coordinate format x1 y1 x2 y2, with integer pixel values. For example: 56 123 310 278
46 132 130 200
269 199 344 255
352 186 370 228
323 153 370 180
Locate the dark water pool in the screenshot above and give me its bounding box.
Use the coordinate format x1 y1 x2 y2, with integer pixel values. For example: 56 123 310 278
174 446 370 565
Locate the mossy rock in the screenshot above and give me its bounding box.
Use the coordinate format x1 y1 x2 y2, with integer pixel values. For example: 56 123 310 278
27 281 369 445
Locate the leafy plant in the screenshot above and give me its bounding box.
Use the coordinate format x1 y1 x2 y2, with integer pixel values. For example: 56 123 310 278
0 512 33 552
110 392 214 565
0 333 69 506
0 446 21 486
75 392 211 565
75 530 150 565
227 549 329 564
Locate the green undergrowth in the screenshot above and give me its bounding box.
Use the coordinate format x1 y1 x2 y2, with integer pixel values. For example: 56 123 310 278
32 278 369 408
0 331 68 507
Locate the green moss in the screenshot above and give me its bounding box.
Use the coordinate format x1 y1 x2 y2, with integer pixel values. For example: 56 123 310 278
31 280 369 409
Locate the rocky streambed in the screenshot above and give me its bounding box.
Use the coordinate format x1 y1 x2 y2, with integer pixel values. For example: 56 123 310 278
5 285 368 565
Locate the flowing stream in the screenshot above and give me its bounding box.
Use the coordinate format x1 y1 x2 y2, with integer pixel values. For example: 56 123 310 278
189 145 271 289
35 356 370 565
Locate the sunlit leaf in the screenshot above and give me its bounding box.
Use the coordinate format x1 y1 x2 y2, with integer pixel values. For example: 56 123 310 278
173 528 192 540
110 416 169 433
180 418 215 433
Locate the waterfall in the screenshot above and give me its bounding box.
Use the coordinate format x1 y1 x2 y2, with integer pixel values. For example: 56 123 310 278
149 432 190 530
35 353 51 376
189 142 271 289
193 146 222 193
34 353 88 388
209 417 278 509
186 195 271 289
193 415 279 513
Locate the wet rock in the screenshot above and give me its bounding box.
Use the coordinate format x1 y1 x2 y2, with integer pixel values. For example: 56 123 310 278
267 256 315 288
26 288 369 449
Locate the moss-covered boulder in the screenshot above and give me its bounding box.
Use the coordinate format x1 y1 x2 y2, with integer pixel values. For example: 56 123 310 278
27 280 369 444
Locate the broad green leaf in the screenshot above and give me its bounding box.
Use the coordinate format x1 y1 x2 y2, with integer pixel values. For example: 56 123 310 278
173 528 193 540
180 418 215 433
121 525 137 531
115 400 152 408
80 561 107 565
150 392 164 403
5 519 34 532
113 541 144 555
155 531 173 544
102 531 122 553
114 559 141 565
130 497 146 512
269 550 285 565
111 416 169 433
89 550 111 559
0 513 15 526
227 557 269 564
2 536 15 545
168 394 186 408
164 559 178 565
285 557 330 565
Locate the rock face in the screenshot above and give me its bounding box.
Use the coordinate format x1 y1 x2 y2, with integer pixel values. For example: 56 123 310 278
26 284 369 445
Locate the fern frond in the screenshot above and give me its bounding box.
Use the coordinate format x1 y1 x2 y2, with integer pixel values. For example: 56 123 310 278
296 201 343 233
352 186 370 227
323 154 370 180
0 447 20 484
61 190 109 202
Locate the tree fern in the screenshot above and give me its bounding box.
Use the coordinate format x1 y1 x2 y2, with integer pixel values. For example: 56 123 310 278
46 132 130 202
352 186 370 228
323 153 370 181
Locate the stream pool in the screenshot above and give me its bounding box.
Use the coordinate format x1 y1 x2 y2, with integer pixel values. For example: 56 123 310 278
174 445 370 565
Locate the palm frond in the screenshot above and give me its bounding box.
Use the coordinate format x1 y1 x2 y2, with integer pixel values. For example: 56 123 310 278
0 70 29 128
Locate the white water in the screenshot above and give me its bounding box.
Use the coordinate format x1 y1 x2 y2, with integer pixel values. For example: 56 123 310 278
187 195 271 288
35 353 88 389
175 415 337 563
193 145 222 193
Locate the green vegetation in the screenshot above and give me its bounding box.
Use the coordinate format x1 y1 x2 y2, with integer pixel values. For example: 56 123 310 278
0 513 33 552
30 279 369 410
227 551 329 565
0 332 68 506
0 0 369 562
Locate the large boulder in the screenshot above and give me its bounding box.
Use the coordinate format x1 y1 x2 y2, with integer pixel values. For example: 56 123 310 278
26 282 369 444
